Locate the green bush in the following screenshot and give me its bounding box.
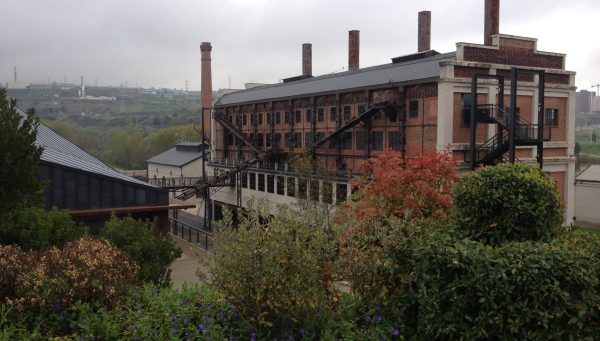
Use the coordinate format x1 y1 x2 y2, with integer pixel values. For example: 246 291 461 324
0 207 86 250
102 214 181 285
453 162 563 245
385 230 600 339
209 200 338 337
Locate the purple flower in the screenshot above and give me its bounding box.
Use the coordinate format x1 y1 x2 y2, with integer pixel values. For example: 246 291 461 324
54 303 62 310
182 316 190 325
364 315 371 322
153 329 159 336
205 303 213 310
299 328 306 337
391 326 400 336
69 321 75 330
376 315 383 324
198 323 206 333
250 332 256 341
59 314 65 321
182 298 190 305
152 287 159 295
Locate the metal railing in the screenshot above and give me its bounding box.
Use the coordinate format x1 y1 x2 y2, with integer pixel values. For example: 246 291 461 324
169 217 213 251
149 177 202 188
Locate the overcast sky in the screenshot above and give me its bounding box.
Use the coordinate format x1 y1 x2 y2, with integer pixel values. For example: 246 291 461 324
1 0 598 92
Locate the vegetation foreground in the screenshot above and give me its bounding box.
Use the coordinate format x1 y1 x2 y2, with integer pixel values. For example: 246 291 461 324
2 91 600 339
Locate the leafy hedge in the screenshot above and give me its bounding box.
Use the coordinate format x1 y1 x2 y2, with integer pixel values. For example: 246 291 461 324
102 214 181 286
453 162 563 245
385 229 600 339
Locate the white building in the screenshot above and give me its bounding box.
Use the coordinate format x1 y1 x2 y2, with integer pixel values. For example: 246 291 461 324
575 165 600 227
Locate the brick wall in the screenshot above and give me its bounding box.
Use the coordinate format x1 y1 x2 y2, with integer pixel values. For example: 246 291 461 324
462 36 564 70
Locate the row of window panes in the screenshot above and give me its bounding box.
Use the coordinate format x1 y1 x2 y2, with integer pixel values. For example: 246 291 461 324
227 131 401 150
225 104 396 127
239 172 347 204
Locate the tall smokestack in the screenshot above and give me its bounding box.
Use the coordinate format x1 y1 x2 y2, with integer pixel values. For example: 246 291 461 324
200 42 213 142
484 0 499 46
13 66 17 82
348 30 360 71
302 43 312 76
418 11 431 52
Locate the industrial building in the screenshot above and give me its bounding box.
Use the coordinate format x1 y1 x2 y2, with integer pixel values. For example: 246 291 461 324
171 0 576 226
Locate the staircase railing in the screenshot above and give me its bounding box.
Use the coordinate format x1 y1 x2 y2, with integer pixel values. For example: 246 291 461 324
213 111 261 153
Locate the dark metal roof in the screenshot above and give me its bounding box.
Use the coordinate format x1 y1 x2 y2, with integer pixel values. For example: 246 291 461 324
147 144 208 167
215 52 455 106
17 107 156 188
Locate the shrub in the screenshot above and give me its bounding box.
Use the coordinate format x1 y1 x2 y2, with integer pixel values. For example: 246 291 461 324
383 230 600 339
0 207 86 250
101 214 181 285
4 238 138 312
334 151 456 306
453 162 563 245
209 200 338 337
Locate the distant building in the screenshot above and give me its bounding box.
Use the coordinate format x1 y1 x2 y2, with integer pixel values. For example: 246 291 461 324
6 82 30 90
19 107 192 230
147 142 209 215
575 165 600 226
576 90 594 114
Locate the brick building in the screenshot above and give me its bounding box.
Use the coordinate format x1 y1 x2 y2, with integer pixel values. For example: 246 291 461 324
185 0 576 225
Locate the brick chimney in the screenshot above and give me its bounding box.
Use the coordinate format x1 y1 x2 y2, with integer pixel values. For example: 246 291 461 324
484 0 499 46
302 43 312 76
348 30 360 71
418 11 431 52
200 42 212 141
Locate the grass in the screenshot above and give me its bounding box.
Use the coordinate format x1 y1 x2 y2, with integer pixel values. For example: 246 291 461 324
578 226 600 236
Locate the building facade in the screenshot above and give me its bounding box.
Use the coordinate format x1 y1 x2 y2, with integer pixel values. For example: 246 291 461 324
199 1 576 225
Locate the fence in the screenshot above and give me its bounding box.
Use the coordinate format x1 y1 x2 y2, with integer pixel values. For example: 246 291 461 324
169 217 212 251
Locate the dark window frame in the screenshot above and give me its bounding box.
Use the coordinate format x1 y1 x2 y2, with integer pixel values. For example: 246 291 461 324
409 100 419 118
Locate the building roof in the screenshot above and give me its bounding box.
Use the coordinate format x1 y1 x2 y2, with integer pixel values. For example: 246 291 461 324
17 107 156 189
215 51 455 106
577 165 600 182
147 142 208 167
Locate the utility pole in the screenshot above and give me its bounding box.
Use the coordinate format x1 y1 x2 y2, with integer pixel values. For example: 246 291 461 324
13 66 17 82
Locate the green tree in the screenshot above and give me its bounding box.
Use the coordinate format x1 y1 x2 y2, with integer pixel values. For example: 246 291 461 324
102 214 181 285
0 88 44 213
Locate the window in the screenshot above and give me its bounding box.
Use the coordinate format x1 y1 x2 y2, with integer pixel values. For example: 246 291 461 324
267 112 271 124
243 114 247 125
372 131 383 150
343 106 351 121
295 110 302 123
285 111 290 124
341 132 353 149
266 133 271 148
322 182 333 204
318 108 324 122
294 132 302 148
330 107 337 121
388 131 401 150
236 114 241 126
241 172 248 188
284 133 291 147
460 94 471 127
298 178 307 199
267 175 275 193
275 111 281 124
249 172 256 190
258 113 263 125
256 133 264 147
315 132 325 146
287 177 296 197
306 109 312 122
546 108 559 127
309 180 320 202
273 133 281 147
276 176 285 195
336 183 348 203
227 132 234 146
305 132 313 148
409 100 419 118
357 104 365 115
258 173 265 191
356 132 366 150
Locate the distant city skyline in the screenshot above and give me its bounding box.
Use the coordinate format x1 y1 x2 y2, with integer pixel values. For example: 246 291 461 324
1 0 598 91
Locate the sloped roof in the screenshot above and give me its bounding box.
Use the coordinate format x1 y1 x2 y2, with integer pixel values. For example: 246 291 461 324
147 143 208 167
577 165 600 182
17 107 156 188
215 51 455 106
